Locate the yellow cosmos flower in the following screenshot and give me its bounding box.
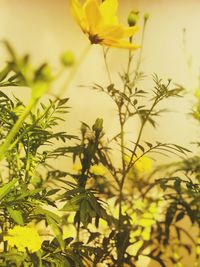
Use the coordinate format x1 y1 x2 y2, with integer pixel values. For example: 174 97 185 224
70 0 140 50
4 225 42 253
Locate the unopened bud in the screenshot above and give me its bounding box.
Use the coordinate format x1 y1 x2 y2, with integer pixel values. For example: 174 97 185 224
93 118 103 132
60 51 75 67
128 11 139 26
41 65 52 81
81 122 88 136
144 13 150 22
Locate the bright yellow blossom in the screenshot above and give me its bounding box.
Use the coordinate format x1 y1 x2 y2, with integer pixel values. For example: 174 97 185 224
90 164 106 176
125 154 153 174
70 0 140 50
134 156 153 173
4 225 42 253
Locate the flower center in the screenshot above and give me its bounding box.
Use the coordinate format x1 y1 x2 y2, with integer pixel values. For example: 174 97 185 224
89 34 103 44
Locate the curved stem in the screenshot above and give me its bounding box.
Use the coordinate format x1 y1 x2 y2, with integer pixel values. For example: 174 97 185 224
103 47 112 84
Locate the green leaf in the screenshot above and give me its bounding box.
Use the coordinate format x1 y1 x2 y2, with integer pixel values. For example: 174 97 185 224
0 178 17 201
80 199 91 227
34 207 60 224
176 211 185 222
61 194 86 212
46 216 64 250
7 206 24 225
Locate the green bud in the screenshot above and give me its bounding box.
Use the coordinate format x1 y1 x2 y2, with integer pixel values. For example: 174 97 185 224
60 51 75 67
34 64 52 82
144 13 150 22
41 65 52 82
92 118 103 133
128 11 139 26
81 122 88 136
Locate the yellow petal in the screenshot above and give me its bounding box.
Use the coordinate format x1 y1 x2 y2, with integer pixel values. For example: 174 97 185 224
70 0 88 32
100 0 118 25
99 25 124 39
123 26 139 38
84 0 102 34
102 38 140 50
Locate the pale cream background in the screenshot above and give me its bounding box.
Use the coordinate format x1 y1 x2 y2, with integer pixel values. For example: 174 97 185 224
0 1 200 266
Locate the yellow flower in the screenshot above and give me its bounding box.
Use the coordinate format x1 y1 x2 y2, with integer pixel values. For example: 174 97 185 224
90 164 106 176
134 155 153 173
4 225 42 253
196 237 200 255
125 154 153 174
70 0 140 50
72 162 82 173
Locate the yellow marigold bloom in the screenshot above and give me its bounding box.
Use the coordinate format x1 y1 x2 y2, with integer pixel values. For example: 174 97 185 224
4 225 42 253
70 0 140 50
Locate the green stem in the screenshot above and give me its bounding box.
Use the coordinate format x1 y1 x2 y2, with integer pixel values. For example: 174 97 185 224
118 108 126 227
103 47 112 84
0 98 36 161
134 17 148 82
126 36 133 76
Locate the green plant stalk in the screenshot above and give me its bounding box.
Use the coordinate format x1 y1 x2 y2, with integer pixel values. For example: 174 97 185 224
126 36 133 76
103 47 112 84
118 108 126 228
134 16 148 81
0 98 37 161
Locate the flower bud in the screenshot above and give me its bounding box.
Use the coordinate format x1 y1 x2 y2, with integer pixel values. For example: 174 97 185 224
144 13 150 22
92 118 103 133
41 65 52 82
128 11 139 26
60 51 75 67
81 122 88 136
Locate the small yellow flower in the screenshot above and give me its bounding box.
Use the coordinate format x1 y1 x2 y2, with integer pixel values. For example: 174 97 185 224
90 164 106 176
125 155 153 174
4 225 42 253
72 162 82 173
134 156 153 173
70 0 140 50
196 237 200 255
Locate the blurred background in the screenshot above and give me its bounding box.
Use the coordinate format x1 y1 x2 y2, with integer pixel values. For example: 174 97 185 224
0 1 200 266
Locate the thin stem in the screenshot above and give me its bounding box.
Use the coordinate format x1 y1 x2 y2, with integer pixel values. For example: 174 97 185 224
134 17 148 81
126 36 133 76
118 107 126 227
103 47 112 84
